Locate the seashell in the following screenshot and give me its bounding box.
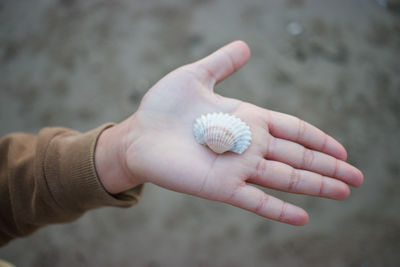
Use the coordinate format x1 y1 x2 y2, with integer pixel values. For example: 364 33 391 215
193 112 252 154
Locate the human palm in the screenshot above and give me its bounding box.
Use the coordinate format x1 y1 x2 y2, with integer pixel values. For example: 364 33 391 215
123 41 363 225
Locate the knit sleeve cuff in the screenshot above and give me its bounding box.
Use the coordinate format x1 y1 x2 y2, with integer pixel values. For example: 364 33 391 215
43 124 143 215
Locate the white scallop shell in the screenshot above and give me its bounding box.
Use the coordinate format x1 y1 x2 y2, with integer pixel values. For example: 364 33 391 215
193 112 252 154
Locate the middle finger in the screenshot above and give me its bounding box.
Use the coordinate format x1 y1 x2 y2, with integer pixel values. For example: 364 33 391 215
247 158 350 200
263 136 363 187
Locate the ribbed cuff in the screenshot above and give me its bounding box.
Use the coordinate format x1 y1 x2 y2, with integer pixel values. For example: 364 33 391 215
44 123 143 215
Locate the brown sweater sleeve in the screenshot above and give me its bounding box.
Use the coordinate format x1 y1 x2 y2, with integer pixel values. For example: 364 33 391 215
0 124 143 246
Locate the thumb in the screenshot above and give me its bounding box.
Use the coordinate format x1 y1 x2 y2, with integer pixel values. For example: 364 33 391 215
189 40 251 88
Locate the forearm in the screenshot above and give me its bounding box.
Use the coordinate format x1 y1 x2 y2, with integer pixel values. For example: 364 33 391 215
0 124 142 246
95 117 143 194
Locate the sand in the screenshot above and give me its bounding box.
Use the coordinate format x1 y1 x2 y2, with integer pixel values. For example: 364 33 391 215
0 0 399 266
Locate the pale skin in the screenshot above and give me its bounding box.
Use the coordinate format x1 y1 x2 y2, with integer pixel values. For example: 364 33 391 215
95 41 364 226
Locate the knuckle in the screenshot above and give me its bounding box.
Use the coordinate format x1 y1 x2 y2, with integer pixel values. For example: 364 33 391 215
288 168 301 191
297 119 307 141
332 158 339 177
263 136 274 157
278 202 288 221
301 148 315 169
319 175 325 195
255 159 268 177
320 134 328 151
226 181 246 203
254 195 269 213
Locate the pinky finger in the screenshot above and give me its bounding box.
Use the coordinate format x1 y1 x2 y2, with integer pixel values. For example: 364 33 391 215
225 184 309 226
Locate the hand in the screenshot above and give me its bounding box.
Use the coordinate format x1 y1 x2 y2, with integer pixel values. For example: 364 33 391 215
95 41 364 225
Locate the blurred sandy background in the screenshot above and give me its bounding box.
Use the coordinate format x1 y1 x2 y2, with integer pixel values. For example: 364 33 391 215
0 0 399 266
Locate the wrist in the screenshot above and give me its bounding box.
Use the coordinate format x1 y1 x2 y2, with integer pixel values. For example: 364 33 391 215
95 119 142 194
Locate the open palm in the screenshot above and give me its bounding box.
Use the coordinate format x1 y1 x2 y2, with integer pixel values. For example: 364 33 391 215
123 41 363 225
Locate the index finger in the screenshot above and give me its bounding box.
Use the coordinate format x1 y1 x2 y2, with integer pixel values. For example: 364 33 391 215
267 111 347 160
